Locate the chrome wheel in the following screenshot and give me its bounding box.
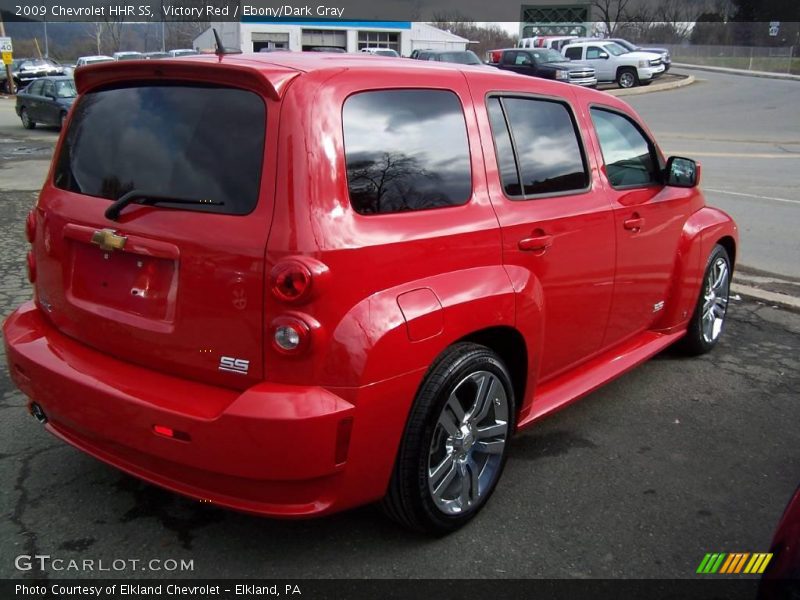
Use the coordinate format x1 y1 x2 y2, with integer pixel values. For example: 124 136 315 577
619 71 636 88
701 256 729 343
427 370 509 515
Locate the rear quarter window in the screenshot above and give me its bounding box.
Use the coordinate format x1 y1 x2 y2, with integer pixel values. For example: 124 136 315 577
54 84 266 215
342 89 472 215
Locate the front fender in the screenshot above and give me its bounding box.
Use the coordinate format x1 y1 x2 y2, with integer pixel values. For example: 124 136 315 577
318 265 517 388
654 206 738 332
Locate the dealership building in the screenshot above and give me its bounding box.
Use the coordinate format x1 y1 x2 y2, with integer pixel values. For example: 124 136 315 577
194 21 469 56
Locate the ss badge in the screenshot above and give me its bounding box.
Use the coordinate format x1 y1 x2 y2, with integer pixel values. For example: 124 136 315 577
219 356 250 375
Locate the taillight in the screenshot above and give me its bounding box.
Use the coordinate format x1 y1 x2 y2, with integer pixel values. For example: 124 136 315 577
270 261 312 303
270 315 311 354
153 424 190 441
26 251 36 283
25 210 36 243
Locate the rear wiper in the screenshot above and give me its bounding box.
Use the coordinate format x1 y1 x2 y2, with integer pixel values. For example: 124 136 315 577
105 190 224 221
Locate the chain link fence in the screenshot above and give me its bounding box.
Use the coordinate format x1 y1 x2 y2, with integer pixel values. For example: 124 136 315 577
661 44 798 75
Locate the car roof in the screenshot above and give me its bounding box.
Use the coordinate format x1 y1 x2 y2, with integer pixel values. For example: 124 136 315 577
75 51 622 107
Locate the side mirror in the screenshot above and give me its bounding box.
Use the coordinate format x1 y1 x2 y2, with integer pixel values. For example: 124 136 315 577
598 52 609 59
665 156 700 187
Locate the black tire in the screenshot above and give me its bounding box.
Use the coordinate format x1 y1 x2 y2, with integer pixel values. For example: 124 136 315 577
382 342 516 534
20 108 35 130
59 112 67 130
678 244 732 355
617 67 639 89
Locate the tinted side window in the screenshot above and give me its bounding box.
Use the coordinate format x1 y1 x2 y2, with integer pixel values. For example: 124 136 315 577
489 97 589 198
564 47 583 60
28 80 43 95
42 80 54 97
590 108 660 188
514 52 532 65
343 90 472 215
54 84 265 215
487 98 521 197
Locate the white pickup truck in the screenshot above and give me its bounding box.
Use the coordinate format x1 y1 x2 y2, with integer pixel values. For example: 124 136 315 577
561 41 665 88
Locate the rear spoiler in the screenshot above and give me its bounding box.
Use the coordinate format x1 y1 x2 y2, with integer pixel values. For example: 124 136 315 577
74 57 300 101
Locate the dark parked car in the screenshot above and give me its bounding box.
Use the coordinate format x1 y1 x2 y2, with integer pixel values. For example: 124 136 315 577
16 76 76 129
489 48 597 87
2 58 65 93
413 50 483 65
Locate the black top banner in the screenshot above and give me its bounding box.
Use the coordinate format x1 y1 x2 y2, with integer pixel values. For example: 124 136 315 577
0 0 798 23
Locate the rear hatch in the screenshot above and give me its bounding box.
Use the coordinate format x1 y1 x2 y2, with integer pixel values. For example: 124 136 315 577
33 61 287 390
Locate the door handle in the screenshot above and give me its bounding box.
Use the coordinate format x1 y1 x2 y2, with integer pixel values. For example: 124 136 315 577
623 216 645 231
518 234 553 252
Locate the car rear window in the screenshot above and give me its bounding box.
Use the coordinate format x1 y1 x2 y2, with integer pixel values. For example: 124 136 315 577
342 89 472 215
54 84 265 215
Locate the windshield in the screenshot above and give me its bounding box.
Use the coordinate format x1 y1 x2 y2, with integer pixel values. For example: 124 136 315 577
55 80 77 98
534 49 567 63
88 57 113 64
439 51 482 65
116 53 142 60
612 39 636 51
605 43 628 56
54 84 266 215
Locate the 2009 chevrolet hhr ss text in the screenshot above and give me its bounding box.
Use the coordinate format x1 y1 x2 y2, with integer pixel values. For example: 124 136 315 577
4 50 737 533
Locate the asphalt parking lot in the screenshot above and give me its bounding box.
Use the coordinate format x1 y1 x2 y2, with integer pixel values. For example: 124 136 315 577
0 70 799 580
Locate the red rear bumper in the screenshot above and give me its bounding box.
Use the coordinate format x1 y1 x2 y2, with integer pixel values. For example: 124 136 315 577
3 302 419 517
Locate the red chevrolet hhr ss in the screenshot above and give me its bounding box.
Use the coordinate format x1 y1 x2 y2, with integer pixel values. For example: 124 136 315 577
3 52 737 533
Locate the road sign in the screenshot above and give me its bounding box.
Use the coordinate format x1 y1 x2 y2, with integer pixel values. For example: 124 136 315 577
769 21 780 37
0 37 12 53
2 52 11 65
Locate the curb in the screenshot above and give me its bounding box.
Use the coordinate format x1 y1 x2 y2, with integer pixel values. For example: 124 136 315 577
731 283 800 313
608 75 696 97
672 63 800 82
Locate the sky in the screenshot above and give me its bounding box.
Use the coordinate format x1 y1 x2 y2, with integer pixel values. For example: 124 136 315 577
478 22 522 36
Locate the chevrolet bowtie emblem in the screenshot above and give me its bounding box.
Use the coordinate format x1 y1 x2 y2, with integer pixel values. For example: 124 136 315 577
91 229 127 252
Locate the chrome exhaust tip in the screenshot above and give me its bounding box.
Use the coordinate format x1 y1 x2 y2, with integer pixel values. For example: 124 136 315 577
30 402 47 424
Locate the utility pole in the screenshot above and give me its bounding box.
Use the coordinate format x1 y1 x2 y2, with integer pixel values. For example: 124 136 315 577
161 0 166 52
43 17 49 58
0 15 14 94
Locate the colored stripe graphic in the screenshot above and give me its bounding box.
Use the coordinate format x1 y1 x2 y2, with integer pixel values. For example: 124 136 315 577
719 554 736 574
697 554 714 573
744 553 774 574
698 553 727 573
699 553 774 575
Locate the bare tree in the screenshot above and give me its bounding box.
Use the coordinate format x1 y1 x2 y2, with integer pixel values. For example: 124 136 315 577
100 3 128 54
591 0 635 36
85 22 103 55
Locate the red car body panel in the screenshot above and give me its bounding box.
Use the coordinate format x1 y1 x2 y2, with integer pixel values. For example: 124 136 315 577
3 54 738 517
